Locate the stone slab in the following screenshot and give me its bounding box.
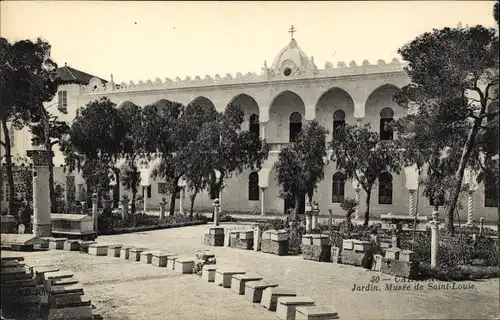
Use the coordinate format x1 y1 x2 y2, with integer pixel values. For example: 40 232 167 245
215 268 246 288
107 244 123 257
342 239 354 251
120 246 134 260
207 226 224 236
167 255 179 271
261 287 297 311
1 256 25 261
302 244 331 262
63 240 81 251
174 257 195 274
204 234 224 246
244 280 278 303
2 278 36 288
140 251 156 264
270 230 288 242
46 277 79 292
1 259 25 268
47 305 94 320
239 230 254 240
261 238 289 256
129 247 147 261
50 283 84 295
49 238 68 250
51 294 91 309
202 265 217 282
230 274 263 295
295 306 339 320
33 266 60 284
88 244 108 256
276 297 315 320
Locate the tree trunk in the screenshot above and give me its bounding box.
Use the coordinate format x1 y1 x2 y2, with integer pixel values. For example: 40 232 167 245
294 192 301 220
364 190 372 226
346 213 352 231
131 188 137 214
48 150 56 212
2 119 16 215
169 180 178 216
189 188 198 219
445 117 482 236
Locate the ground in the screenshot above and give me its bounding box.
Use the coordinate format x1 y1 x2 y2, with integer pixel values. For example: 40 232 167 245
2 223 498 320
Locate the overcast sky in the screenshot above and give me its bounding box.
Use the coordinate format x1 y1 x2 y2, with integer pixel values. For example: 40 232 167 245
1 1 496 84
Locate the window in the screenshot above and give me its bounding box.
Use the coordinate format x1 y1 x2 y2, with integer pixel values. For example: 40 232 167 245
175 186 180 199
58 91 68 111
157 183 168 194
484 176 498 208
248 172 260 201
289 112 302 142
333 110 346 133
9 126 15 148
380 108 394 141
378 172 393 204
429 194 445 207
147 185 152 199
332 172 346 203
249 114 260 138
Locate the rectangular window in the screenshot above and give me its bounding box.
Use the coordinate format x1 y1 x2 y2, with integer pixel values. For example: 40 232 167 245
485 178 498 208
147 185 152 199
58 91 68 111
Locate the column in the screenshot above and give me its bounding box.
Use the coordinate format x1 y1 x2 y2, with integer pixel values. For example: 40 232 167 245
354 188 361 221
479 217 484 237
179 187 185 215
91 193 98 234
143 186 148 213
467 190 474 225
408 190 416 216
260 122 267 141
355 118 363 127
430 211 439 268
328 209 333 230
260 187 266 216
219 186 223 214
27 150 53 237
121 197 129 221
213 200 220 226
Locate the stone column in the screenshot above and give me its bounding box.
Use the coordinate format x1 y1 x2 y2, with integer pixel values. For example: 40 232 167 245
219 186 223 215
404 165 419 216
305 215 312 233
179 187 185 215
253 226 261 251
479 217 484 237
465 168 478 225
467 191 474 225
27 150 53 237
159 198 167 219
408 190 416 216
328 209 333 230
121 198 129 220
260 122 267 141
213 199 220 227
91 193 98 234
430 211 439 268
260 187 266 216
143 186 148 213
311 203 319 230
354 188 361 221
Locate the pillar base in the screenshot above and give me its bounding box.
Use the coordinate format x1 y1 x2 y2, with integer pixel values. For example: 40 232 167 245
33 224 52 237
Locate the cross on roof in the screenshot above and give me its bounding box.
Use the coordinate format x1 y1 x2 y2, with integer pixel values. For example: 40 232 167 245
288 25 296 39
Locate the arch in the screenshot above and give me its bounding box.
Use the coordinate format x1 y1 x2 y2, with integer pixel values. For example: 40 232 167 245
331 172 346 203
289 112 302 142
315 87 355 111
248 172 260 201
378 172 393 204
190 96 215 109
365 84 403 130
269 90 306 143
229 93 260 133
315 87 355 139
117 101 139 109
380 107 395 140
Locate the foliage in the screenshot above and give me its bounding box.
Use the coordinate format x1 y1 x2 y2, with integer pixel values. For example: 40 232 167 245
0 37 58 215
395 24 499 235
255 218 287 231
340 197 358 231
275 121 328 218
330 123 402 225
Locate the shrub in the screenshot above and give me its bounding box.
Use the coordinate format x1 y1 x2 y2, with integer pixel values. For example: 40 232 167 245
98 208 126 233
256 218 287 231
420 264 500 281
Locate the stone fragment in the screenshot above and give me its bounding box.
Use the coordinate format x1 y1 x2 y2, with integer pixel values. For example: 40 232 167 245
151 251 171 267
330 246 340 263
341 250 373 268
302 244 331 262
231 274 263 295
175 257 195 274
140 251 156 264
129 247 147 261
120 246 133 260
311 234 328 246
342 239 354 251
385 247 402 260
49 238 68 250
107 244 123 258
202 265 217 282
261 238 289 256
63 240 81 251
215 268 246 288
244 280 278 303
261 287 297 311
276 296 315 320
399 249 416 262
380 258 419 279
372 254 383 272
167 255 179 271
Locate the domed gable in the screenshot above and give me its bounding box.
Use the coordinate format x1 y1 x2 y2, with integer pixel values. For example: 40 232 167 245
270 38 313 74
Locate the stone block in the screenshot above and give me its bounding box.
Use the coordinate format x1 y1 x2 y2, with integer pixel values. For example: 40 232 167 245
276 296 315 320
244 280 278 303
175 257 195 274
271 230 288 242
88 244 108 256
380 258 419 279
11 244 34 251
47 305 93 320
207 226 224 235
372 254 383 272
295 306 339 320
195 250 216 262
215 268 246 288
50 283 84 295
129 247 147 261
261 238 289 256
167 255 179 271
261 287 297 311
120 246 133 260
399 250 416 262
107 244 123 258
302 235 313 246
78 241 96 253
230 237 254 250
204 234 224 247
49 238 68 250
50 293 91 309
202 265 217 282
230 274 263 295
302 244 331 262
385 247 402 260
262 230 272 240
63 240 80 251
33 266 60 285
46 277 78 292
312 234 329 246
239 230 254 240
140 251 155 264
151 251 171 267
341 250 373 268
342 239 354 251
43 270 74 291
1 256 25 261
330 247 340 263
352 240 371 252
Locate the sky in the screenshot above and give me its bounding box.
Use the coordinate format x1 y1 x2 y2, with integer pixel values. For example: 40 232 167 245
1 1 497 84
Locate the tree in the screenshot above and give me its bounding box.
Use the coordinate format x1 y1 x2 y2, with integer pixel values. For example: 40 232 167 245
494 0 499 26
62 97 127 202
30 113 70 211
330 124 402 226
340 197 358 231
0 37 58 215
275 121 328 218
396 25 499 234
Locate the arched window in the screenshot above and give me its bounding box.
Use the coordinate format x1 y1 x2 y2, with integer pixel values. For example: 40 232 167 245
378 172 393 204
9 126 15 148
380 108 394 141
249 114 260 138
289 112 302 142
248 172 260 201
333 110 346 132
331 172 346 203
484 176 498 208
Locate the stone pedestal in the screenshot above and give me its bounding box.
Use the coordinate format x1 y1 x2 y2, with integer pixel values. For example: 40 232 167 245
261 287 297 311
63 240 81 251
27 150 54 237
215 268 246 288
261 230 289 256
330 246 340 263
302 235 331 262
372 254 383 272
231 274 263 295
49 238 67 250
341 239 372 268
244 281 278 303
430 211 439 268
166 256 179 271
152 251 171 267
140 251 155 264
295 306 339 320
202 265 217 282
88 244 108 256
230 230 254 250
254 227 262 251
129 247 146 261
120 246 133 260
276 296 315 320
107 244 122 258
175 257 195 274
204 227 225 246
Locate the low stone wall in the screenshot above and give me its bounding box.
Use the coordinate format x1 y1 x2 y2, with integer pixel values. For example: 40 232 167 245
99 220 207 235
